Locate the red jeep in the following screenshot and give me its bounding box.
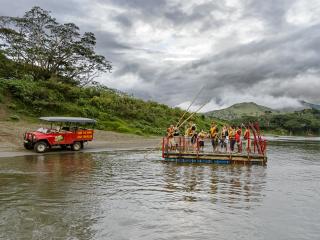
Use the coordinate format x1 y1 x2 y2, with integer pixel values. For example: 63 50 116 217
23 117 96 153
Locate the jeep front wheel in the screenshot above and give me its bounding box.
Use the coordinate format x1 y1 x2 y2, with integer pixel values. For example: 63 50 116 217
34 141 47 153
72 142 82 151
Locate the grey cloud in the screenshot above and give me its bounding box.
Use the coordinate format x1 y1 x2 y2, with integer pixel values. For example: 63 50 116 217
0 0 85 19
149 22 320 106
164 2 223 27
243 0 297 31
106 0 225 31
106 0 167 11
113 14 133 28
94 31 132 52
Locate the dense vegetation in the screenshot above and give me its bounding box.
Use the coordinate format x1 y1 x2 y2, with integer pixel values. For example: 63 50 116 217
230 110 320 135
0 75 215 135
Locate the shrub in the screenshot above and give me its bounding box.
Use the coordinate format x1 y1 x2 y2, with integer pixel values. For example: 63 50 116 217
9 115 20 121
8 103 17 109
134 130 143 135
117 126 131 133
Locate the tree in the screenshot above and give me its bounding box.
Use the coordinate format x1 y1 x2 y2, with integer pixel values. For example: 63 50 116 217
283 118 301 133
0 6 112 85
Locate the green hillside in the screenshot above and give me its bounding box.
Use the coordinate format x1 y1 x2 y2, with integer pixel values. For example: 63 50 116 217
0 77 217 136
205 102 278 120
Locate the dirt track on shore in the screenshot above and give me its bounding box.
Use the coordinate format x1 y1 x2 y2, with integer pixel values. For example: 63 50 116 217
0 120 161 158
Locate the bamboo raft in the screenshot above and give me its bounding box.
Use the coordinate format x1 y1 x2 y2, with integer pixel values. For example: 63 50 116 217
162 124 268 165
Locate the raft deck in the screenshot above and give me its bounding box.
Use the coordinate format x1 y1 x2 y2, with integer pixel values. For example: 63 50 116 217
163 151 267 165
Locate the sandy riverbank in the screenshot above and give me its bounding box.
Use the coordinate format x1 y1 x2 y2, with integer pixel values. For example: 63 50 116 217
0 120 162 158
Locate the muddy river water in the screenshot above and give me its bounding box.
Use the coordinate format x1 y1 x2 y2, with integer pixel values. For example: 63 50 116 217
0 139 319 240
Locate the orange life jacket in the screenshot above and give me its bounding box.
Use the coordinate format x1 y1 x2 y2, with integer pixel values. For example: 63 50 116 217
167 127 174 138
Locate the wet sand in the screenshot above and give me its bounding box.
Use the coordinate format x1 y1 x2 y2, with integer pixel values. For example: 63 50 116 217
0 120 162 158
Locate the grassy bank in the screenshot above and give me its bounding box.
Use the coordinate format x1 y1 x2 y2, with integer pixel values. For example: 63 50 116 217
0 77 218 135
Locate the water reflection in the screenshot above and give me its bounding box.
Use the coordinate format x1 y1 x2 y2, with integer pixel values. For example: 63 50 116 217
162 162 267 207
0 153 97 240
25 152 94 176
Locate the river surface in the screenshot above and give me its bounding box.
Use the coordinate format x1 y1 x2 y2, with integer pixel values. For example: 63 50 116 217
0 140 319 240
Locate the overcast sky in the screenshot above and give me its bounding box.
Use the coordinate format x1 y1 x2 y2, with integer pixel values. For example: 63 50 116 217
1 0 320 111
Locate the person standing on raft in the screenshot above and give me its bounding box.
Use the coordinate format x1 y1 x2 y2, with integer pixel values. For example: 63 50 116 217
198 129 207 152
184 122 197 151
173 125 180 150
220 125 228 152
184 122 193 137
235 126 242 153
228 126 236 152
190 124 198 150
243 126 251 153
209 122 219 152
184 122 192 151
166 125 175 150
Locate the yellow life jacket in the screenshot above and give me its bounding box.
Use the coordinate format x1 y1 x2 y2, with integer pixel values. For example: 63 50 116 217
210 126 217 138
185 127 192 137
229 129 235 139
199 131 206 139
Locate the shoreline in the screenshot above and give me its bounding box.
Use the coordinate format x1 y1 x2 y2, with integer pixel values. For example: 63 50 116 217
0 145 160 158
0 120 162 158
0 139 162 158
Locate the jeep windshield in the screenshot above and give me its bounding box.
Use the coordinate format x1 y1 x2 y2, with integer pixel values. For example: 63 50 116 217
36 127 49 134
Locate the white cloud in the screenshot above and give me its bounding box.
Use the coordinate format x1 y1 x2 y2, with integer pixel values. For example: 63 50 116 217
286 0 320 26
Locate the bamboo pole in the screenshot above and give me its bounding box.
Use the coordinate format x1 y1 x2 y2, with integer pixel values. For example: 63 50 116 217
176 86 204 127
177 101 208 129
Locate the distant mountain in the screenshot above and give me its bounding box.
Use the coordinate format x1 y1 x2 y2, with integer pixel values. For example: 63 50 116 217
205 102 279 120
299 100 320 111
273 100 320 112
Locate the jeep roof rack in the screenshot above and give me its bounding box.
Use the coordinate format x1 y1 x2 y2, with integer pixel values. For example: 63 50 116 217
39 117 96 124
